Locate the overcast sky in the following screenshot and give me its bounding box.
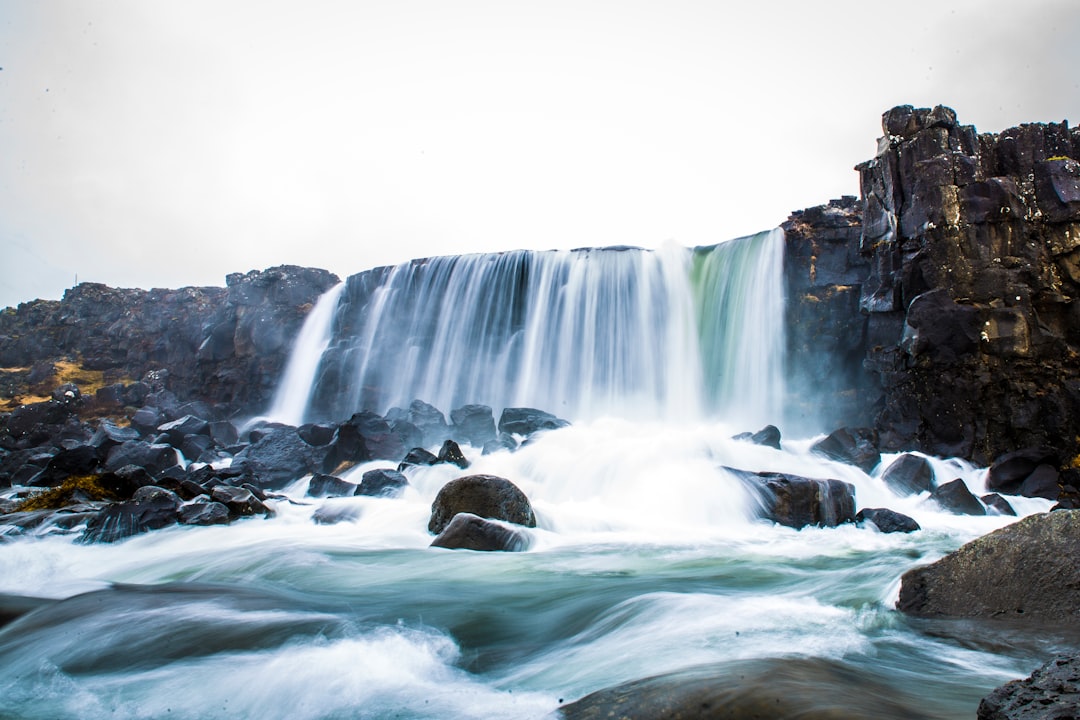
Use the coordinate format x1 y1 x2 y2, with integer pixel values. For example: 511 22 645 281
1 0 1077 309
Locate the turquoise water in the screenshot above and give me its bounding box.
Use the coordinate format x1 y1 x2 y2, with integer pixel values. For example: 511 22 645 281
0 421 1064 719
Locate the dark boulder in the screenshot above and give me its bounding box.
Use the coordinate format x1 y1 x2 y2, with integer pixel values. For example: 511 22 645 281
177 500 230 526
928 478 986 515
987 448 1059 496
341 411 404 461
978 655 1080 720
95 464 156 499
428 474 536 534
357 468 409 498
436 439 469 469
810 427 880 473
880 453 935 495
151 474 206 501
981 493 1018 516
320 422 369 474
497 407 570 438
482 433 518 455
104 441 181 478
731 469 856 529
398 447 438 471
6 400 74 440
81 485 182 543
732 424 782 450
234 426 315 490
210 485 270 518
130 406 163 435
1019 465 1061 501
388 419 423 454
898 510 1080 622
207 421 239 448
855 507 920 533
33 444 101 487
306 473 358 498
297 423 335 447
429 512 529 552
89 421 141 451
450 404 496 447
408 400 450 447
156 415 209 444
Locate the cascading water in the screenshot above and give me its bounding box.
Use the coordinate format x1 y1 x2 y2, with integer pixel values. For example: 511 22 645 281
268 229 786 428
0 230 1063 720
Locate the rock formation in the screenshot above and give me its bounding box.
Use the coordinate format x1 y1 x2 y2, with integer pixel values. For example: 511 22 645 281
785 104 1080 484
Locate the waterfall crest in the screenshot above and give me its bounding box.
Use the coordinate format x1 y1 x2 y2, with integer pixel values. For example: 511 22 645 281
267 228 786 426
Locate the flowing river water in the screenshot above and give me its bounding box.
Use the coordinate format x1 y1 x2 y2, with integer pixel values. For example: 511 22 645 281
0 232 1070 718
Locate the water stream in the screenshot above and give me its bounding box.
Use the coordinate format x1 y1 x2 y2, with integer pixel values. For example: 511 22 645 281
0 231 1067 718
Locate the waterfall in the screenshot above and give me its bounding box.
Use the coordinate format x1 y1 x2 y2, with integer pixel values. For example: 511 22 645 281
268 228 786 427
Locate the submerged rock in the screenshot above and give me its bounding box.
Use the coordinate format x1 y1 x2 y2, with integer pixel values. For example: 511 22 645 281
979 655 1080 719
982 493 1018 516
429 512 529 552
428 474 536 534
306 473 358 498
898 510 1080 622
855 507 920 533
732 424 782 449
928 478 986 515
559 657 932 720
810 427 880 473
733 468 856 529
449 404 496 447
497 407 570 438
356 468 408 497
880 453 935 496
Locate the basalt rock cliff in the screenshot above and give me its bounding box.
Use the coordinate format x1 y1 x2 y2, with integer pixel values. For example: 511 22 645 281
785 105 1080 478
0 266 339 419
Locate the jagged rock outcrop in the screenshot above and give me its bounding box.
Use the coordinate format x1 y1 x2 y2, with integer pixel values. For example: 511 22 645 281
979 655 1080 720
0 266 339 419
785 105 1080 477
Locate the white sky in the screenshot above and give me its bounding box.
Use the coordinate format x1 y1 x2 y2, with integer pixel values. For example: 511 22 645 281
1 0 1077 309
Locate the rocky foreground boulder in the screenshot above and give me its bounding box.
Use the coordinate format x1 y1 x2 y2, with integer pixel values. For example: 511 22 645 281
428 474 536 535
728 468 856 529
898 511 1080 622
979 655 1080 720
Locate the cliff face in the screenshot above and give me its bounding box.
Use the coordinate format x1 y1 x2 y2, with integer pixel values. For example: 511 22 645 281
0 266 339 418
786 105 1080 468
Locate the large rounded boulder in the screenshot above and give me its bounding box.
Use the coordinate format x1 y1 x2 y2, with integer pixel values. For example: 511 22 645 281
428 474 536 534
898 510 1080 622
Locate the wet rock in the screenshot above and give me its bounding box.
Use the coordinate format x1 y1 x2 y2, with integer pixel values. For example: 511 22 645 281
297 423 335 447
732 424 782 450
207 421 239 448
104 441 181 478
407 400 450 447
879 453 935 496
978 655 1080 720
398 447 438 471
898 510 1080 622
312 502 361 525
234 426 316 490
560 657 932 720
210 485 269 518
928 478 986 515
450 404 496 447
497 407 570 438
33 444 101 487
320 422 370 475
436 439 469 469
428 474 536 534
356 468 409 497
987 448 1059 495
81 485 182 543
855 507 920 533
6 400 73 440
981 493 1018 516
482 432 518 455
340 411 404 461
1019 464 1061 500
95 464 156 499
156 415 209 444
177 500 230 526
89 421 141 451
732 468 856 529
130 406 163 435
151 474 206 501
306 473 357 498
810 427 881 473
429 512 529 552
